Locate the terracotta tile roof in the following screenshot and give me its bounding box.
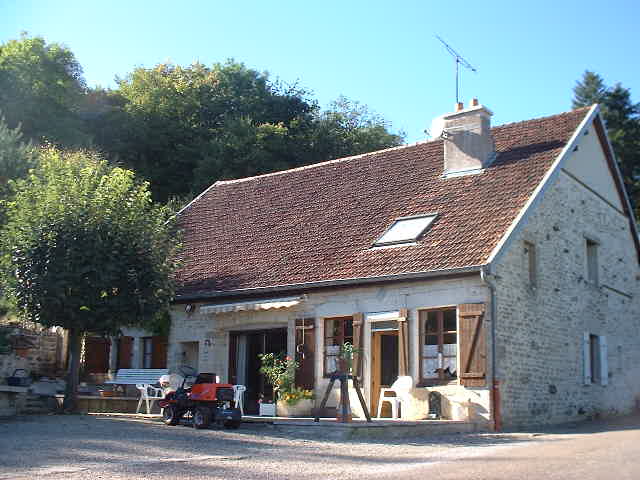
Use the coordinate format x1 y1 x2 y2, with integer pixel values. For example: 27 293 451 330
174 107 591 298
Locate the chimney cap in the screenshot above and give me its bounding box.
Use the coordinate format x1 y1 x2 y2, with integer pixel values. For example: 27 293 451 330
471 98 479 107
455 102 464 112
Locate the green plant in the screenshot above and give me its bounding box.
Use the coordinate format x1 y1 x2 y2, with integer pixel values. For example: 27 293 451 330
279 386 314 405
258 352 313 405
0 328 10 354
337 342 361 373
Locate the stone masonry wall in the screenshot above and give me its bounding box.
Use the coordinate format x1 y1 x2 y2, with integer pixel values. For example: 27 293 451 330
493 169 640 427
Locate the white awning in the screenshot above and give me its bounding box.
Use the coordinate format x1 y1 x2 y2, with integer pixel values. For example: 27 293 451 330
366 310 405 323
199 296 303 315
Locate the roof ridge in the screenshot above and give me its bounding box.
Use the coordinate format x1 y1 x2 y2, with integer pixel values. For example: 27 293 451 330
215 106 593 187
215 139 432 186
492 105 592 132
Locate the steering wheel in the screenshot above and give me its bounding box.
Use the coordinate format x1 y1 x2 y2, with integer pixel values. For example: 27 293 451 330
177 365 197 378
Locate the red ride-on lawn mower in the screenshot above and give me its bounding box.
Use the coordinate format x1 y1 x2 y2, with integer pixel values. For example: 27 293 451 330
158 366 242 430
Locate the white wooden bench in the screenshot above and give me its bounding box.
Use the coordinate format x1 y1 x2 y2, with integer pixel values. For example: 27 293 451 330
105 369 169 386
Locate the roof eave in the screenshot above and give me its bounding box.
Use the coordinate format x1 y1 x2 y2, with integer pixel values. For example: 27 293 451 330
173 265 483 302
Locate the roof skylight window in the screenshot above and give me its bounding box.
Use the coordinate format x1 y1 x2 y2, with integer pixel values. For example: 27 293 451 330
374 214 437 247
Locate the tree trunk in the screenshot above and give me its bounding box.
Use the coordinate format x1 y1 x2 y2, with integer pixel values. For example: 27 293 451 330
63 328 82 412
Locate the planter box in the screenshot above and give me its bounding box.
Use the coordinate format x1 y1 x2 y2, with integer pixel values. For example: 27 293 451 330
276 398 314 417
259 402 276 416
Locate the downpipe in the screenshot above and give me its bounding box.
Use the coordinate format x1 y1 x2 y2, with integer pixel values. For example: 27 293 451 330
481 264 501 432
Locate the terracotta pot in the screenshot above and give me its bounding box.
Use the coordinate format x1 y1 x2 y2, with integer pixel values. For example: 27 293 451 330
13 347 30 358
337 357 349 373
276 398 314 417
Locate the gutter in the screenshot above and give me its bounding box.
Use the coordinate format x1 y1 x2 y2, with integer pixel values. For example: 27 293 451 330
481 263 501 432
174 265 483 302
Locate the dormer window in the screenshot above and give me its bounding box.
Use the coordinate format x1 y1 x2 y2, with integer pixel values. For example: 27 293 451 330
374 214 437 247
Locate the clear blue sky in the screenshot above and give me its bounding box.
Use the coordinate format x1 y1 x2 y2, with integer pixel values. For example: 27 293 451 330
2 0 639 143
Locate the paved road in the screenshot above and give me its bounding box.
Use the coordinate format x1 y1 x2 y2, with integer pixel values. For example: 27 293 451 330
395 415 640 480
0 413 638 479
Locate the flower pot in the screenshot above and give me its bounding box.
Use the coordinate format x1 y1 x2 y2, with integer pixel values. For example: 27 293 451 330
13 347 30 358
276 398 314 417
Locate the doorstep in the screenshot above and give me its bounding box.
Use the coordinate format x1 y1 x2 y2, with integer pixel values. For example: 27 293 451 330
243 415 484 439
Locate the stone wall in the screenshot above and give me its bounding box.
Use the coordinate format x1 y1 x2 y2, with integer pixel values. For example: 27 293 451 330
0 329 64 379
493 168 640 427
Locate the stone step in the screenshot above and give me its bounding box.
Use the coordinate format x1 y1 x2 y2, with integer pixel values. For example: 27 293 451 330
23 395 59 414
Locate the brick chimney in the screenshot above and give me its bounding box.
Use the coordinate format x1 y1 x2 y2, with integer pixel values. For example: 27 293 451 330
439 99 495 177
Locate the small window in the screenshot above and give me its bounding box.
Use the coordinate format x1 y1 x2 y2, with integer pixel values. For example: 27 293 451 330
524 241 537 287
324 316 353 375
589 334 601 384
142 337 153 369
584 332 608 386
586 239 599 284
374 214 437 247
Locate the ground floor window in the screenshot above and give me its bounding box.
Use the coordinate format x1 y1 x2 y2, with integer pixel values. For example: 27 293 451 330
142 337 153 369
419 308 457 385
324 316 353 375
584 332 608 386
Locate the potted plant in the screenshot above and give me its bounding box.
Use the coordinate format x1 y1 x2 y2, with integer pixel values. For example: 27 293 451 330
259 353 314 417
337 342 359 374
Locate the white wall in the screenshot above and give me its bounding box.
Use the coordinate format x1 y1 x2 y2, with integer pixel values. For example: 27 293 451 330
169 276 492 421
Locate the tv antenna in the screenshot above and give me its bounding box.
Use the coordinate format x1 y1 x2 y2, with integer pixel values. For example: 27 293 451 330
436 35 477 105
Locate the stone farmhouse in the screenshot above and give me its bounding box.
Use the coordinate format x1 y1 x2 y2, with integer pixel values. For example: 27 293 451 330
168 101 640 428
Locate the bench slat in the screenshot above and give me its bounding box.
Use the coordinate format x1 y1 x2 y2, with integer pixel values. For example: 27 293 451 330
104 368 169 385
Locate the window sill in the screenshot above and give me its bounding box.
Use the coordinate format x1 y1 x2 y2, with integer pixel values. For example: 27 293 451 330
417 381 458 388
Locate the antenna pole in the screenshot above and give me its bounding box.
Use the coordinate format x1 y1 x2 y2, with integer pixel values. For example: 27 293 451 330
455 58 459 104
436 35 477 106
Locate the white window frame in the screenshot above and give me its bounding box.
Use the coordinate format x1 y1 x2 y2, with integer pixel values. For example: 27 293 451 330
373 213 438 247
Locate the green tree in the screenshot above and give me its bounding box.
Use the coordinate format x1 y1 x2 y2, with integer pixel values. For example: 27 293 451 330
93 61 403 201
94 60 316 201
572 71 608 109
0 148 179 410
308 96 404 163
0 114 37 205
0 34 89 147
573 70 640 215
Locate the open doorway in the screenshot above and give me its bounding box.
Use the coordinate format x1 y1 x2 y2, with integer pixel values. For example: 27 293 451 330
229 328 287 414
370 331 399 416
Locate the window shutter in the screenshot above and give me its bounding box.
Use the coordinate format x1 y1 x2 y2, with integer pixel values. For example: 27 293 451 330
398 308 409 376
599 335 608 386
458 303 486 387
295 319 315 390
117 336 133 370
583 332 592 385
352 313 364 378
151 336 168 369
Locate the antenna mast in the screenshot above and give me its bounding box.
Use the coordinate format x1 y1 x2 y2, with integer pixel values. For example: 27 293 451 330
436 35 477 105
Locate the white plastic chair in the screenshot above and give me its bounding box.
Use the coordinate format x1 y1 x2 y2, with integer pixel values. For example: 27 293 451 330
135 383 164 414
376 376 413 419
233 385 246 414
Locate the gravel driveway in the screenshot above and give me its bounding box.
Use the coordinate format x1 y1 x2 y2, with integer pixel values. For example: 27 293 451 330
0 414 568 479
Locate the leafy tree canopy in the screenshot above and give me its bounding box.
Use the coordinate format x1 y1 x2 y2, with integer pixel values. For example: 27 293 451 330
0 34 405 203
0 148 179 408
0 114 37 205
92 61 404 201
0 147 178 332
572 70 640 215
0 33 90 147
